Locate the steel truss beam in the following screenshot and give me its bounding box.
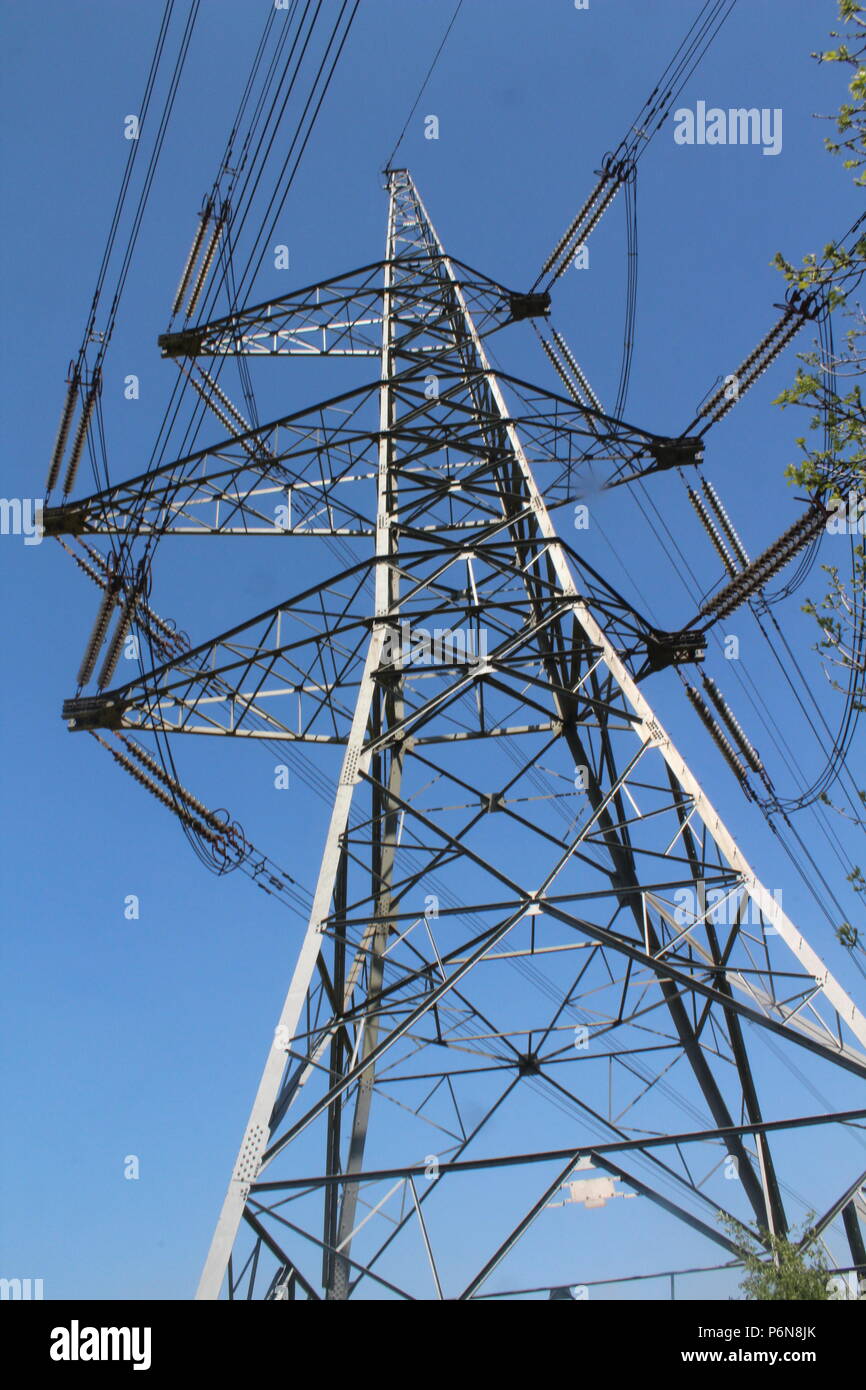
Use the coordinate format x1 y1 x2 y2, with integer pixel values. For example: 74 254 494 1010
43 368 692 546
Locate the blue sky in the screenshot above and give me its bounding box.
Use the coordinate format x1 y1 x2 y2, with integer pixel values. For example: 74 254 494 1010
1 0 864 1300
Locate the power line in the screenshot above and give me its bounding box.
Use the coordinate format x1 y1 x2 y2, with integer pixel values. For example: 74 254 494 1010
384 0 465 171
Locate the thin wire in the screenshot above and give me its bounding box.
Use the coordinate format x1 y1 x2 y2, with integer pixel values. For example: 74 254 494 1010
384 0 465 170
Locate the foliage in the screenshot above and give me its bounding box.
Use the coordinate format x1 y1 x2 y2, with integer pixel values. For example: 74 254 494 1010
772 4 866 926
773 0 865 553
719 1214 834 1300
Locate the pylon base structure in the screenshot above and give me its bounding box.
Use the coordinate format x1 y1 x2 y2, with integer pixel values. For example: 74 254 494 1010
54 171 866 1301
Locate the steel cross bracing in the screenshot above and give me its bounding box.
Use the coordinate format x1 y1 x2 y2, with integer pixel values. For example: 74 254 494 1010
57 170 866 1300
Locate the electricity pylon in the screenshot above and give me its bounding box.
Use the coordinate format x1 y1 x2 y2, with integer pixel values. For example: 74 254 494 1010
50 169 866 1300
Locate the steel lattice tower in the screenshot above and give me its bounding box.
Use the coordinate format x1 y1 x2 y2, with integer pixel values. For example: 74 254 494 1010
50 169 866 1301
